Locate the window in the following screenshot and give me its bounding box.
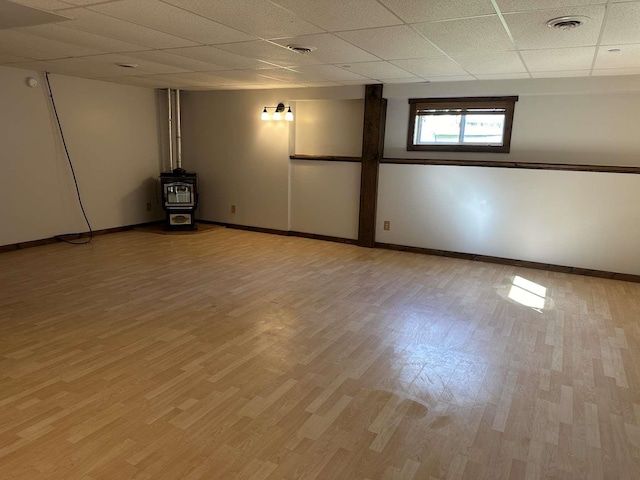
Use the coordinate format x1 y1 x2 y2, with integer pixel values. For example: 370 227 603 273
407 96 518 153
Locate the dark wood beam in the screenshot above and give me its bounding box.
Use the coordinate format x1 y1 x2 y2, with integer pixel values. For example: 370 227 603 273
358 84 387 247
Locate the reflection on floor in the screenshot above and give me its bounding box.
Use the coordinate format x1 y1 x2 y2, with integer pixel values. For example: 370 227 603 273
0 228 638 479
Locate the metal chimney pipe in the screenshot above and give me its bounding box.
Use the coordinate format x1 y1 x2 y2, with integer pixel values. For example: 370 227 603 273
167 88 174 172
176 89 183 169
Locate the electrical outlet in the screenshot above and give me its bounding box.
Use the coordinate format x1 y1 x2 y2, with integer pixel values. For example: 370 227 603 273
383 221 390 231
146 202 152 211
231 205 236 214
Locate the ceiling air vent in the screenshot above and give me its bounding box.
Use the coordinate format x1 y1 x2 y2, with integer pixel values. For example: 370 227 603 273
546 16 589 30
286 45 316 54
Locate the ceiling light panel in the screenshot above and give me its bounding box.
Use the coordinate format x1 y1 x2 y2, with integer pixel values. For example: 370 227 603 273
270 0 402 31
336 25 441 60
162 0 324 39
503 6 604 50
379 0 496 23
60 8 198 49
412 16 515 54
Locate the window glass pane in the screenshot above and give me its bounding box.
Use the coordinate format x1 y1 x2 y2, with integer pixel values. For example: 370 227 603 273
416 114 461 144
461 114 505 144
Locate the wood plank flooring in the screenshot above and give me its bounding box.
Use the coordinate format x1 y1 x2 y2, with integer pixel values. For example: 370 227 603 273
0 227 639 479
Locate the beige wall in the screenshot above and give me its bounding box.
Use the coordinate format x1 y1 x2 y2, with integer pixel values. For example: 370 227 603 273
1 66 162 246
180 86 363 235
153 75 640 275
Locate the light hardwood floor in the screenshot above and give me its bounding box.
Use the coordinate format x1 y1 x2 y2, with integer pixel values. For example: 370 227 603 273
1 228 639 479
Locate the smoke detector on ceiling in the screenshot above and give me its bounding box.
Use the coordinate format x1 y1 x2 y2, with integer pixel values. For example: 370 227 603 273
286 45 316 54
546 16 589 30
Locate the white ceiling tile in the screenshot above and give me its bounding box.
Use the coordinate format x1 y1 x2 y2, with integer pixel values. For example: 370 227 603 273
336 25 441 60
451 51 526 74
254 67 315 83
341 61 416 79
290 64 369 81
380 0 496 23
79 53 188 74
412 15 514 54
425 75 475 82
161 0 324 39
125 50 226 72
0 42 63 60
270 0 402 31
390 56 468 76
0 29 101 57
96 75 182 88
17 24 151 53
0 0 71 29
530 70 590 78
61 0 115 4
595 44 640 69
272 34 380 63
146 72 238 87
20 57 153 77
379 77 424 84
495 0 605 13
338 79 378 85
0 52 32 62
300 81 343 87
165 45 275 70
89 0 253 45
474 72 531 79
504 6 604 50
215 41 321 67
592 68 640 76
210 69 292 84
521 46 595 71
9 0 72 10
60 8 199 49
601 3 640 46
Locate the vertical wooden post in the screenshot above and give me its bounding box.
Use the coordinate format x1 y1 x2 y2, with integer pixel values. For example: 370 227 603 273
358 84 387 247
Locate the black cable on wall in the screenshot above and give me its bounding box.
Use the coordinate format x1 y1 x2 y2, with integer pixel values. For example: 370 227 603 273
44 72 93 245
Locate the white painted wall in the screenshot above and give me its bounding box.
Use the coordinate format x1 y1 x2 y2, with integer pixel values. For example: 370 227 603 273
377 165 640 274
1 65 162 246
181 86 363 236
379 76 640 275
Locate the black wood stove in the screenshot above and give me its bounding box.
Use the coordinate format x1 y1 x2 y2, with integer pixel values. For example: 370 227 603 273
160 167 198 230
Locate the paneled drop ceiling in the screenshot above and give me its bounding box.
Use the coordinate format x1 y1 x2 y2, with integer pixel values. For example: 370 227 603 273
1 0 640 89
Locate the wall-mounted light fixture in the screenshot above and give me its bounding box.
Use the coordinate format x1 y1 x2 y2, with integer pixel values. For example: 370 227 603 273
261 102 293 121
